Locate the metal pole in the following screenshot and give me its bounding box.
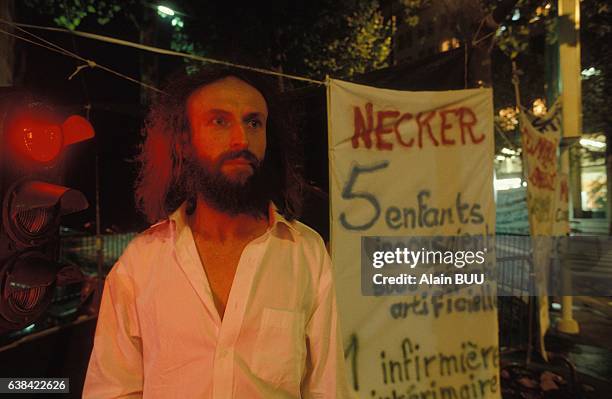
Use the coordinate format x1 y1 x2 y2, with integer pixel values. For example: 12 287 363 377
90 103 104 315
94 151 104 312
557 0 580 334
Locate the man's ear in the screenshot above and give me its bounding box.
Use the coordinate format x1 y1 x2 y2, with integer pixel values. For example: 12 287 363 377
177 130 192 158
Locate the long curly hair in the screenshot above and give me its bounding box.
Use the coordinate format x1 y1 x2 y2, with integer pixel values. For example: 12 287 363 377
135 65 304 223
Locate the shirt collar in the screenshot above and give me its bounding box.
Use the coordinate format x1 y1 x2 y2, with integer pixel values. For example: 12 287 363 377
168 201 300 241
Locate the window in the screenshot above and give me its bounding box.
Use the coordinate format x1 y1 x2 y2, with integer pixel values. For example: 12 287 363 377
440 37 461 52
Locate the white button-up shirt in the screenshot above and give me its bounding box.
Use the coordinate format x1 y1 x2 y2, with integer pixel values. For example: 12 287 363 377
83 204 352 398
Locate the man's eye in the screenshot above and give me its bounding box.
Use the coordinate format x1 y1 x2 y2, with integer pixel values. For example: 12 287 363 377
211 117 228 126
247 119 263 129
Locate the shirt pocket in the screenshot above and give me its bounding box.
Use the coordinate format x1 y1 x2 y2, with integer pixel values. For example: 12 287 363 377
251 308 306 389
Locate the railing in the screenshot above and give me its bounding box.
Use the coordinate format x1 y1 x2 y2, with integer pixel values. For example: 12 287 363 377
495 234 537 356
59 232 138 274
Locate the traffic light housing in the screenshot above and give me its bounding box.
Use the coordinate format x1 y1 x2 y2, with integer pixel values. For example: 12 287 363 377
0 89 94 333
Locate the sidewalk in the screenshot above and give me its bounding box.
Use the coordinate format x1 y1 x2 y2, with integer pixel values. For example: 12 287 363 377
500 296 612 399
545 297 612 397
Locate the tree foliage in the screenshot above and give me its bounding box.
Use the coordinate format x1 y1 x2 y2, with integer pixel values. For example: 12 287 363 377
300 2 394 79
23 0 129 29
484 0 611 163
484 0 610 101
22 0 395 85
399 0 432 27
176 0 394 84
580 0 612 136
487 0 555 59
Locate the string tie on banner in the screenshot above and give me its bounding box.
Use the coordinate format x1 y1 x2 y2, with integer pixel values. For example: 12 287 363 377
68 60 97 80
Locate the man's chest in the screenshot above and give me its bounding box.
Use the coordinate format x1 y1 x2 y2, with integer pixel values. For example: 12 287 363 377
194 240 249 317
135 245 313 397
133 229 321 329
135 240 317 352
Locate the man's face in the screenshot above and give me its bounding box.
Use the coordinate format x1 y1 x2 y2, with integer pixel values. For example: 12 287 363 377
183 76 272 216
186 76 268 184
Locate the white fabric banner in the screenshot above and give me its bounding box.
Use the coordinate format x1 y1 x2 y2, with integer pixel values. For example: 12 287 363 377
520 102 561 237
519 99 564 360
327 79 499 398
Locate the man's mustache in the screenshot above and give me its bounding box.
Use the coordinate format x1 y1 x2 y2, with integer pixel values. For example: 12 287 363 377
216 150 260 168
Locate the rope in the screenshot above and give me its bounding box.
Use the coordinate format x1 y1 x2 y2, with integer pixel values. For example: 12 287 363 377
472 17 487 46
0 19 327 86
67 62 95 80
511 60 522 109
473 30 496 46
511 59 529 186
472 13 499 46
464 42 469 89
0 26 74 60
0 21 165 93
494 123 520 152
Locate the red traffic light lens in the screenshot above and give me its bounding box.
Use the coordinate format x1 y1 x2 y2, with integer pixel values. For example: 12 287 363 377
8 116 63 163
9 285 48 313
2 180 89 248
4 101 95 164
0 252 56 327
15 207 56 235
62 115 95 146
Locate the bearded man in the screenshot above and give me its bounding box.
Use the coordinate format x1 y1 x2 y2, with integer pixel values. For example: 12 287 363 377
83 66 351 398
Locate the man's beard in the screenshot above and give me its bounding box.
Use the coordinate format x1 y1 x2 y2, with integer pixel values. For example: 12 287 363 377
183 150 272 218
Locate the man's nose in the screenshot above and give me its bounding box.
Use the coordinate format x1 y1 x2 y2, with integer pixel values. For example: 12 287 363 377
229 123 248 149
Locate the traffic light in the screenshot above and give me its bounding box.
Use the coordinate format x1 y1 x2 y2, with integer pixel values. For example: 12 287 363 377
0 89 94 333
